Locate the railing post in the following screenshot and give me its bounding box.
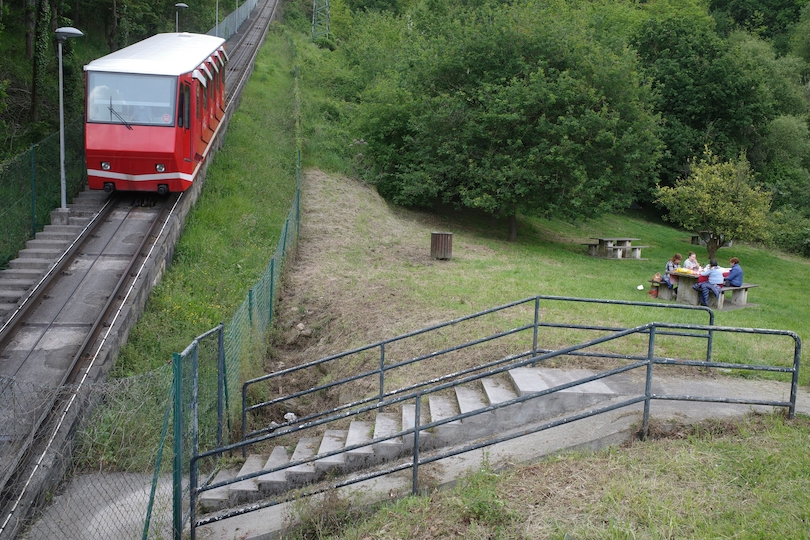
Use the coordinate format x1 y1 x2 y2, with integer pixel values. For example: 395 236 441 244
379 342 386 407
642 325 656 440
532 297 540 360
172 352 183 540
412 392 421 495
241 382 248 457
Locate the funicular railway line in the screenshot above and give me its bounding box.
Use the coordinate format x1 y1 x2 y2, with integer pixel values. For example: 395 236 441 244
0 0 279 536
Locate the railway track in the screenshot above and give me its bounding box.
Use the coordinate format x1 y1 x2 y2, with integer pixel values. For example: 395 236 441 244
0 0 279 537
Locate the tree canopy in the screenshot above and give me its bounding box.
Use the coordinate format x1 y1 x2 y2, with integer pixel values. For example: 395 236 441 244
352 0 662 240
656 151 771 260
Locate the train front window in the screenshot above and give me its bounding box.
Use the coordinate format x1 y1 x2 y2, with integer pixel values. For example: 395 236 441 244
87 73 177 126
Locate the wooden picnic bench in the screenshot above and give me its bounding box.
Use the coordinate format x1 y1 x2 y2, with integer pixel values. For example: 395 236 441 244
586 237 646 259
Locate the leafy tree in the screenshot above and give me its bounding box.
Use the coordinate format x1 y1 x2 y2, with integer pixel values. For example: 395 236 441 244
656 150 771 260
354 0 662 240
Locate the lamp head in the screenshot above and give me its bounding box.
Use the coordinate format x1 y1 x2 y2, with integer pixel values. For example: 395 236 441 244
175 3 188 9
55 27 84 43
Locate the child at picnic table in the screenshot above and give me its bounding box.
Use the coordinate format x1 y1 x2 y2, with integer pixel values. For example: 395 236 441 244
694 259 724 306
662 253 682 290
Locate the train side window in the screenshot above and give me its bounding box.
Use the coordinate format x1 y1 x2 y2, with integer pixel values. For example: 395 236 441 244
183 84 191 129
196 84 202 120
177 87 184 128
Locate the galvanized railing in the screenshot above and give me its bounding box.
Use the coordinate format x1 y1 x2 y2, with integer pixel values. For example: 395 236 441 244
190 317 799 539
241 295 715 442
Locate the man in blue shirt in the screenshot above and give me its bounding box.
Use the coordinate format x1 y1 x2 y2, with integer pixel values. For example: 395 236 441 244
694 259 724 306
724 257 743 287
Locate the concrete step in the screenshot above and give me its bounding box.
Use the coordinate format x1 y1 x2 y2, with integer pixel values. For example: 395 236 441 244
199 468 237 513
314 430 348 474
401 403 431 449
7 258 52 270
0 268 44 280
287 438 320 487
0 289 24 303
0 279 35 291
481 374 521 426
16 248 62 259
344 421 374 465
428 395 462 444
229 454 266 505
42 224 84 236
25 238 69 251
372 412 403 460
256 446 290 495
455 382 494 434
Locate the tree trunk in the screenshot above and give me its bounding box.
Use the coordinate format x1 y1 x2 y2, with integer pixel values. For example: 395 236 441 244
106 0 118 52
507 214 517 242
29 0 50 123
26 0 36 59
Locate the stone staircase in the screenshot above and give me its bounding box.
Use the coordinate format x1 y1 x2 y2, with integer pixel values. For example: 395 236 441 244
0 188 108 321
199 366 618 513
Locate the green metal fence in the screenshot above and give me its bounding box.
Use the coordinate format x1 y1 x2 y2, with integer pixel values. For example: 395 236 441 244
0 117 86 269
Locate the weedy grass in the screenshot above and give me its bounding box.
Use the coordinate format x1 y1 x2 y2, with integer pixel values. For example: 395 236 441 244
288 413 810 540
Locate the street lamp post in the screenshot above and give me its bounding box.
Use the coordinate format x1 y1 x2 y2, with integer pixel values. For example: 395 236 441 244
175 3 188 32
55 27 84 211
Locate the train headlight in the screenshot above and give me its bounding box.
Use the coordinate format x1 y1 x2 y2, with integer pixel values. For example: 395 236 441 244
101 162 111 171
155 163 166 173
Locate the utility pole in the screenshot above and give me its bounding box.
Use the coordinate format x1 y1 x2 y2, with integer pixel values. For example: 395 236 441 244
312 0 330 41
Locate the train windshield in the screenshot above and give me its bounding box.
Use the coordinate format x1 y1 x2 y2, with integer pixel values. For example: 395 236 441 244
87 73 177 126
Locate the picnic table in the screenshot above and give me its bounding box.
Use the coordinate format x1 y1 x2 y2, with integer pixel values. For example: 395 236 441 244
584 237 646 259
666 270 757 309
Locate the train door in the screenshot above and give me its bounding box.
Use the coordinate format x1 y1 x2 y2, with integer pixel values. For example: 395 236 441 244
179 82 193 162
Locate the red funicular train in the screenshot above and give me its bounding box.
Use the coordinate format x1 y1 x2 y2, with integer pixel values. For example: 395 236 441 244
84 33 228 194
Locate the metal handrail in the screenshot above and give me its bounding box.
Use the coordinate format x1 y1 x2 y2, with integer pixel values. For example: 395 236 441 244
241 295 714 441
190 320 799 539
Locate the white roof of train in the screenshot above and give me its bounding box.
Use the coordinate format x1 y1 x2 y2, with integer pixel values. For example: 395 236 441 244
84 33 226 76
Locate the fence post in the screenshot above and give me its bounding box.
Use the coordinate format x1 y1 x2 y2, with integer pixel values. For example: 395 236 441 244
172 352 183 540
642 325 655 440
248 288 254 327
217 323 226 450
30 145 36 235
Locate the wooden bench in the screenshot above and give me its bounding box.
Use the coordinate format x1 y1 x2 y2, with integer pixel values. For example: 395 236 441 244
710 283 758 309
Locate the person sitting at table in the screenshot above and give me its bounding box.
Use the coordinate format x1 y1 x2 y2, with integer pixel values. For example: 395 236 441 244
683 251 700 272
694 259 724 306
724 257 743 287
662 253 682 290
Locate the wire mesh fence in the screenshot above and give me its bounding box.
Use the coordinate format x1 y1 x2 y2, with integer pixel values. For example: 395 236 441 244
0 118 87 269
10 152 300 539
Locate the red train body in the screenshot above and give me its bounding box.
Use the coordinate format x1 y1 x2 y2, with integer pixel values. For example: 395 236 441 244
84 33 228 194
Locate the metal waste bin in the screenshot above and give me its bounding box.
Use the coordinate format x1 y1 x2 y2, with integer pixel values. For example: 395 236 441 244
431 232 453 260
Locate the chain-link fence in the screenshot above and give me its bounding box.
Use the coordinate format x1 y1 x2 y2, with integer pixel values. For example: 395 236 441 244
9 151 300 539
0 118 87 269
